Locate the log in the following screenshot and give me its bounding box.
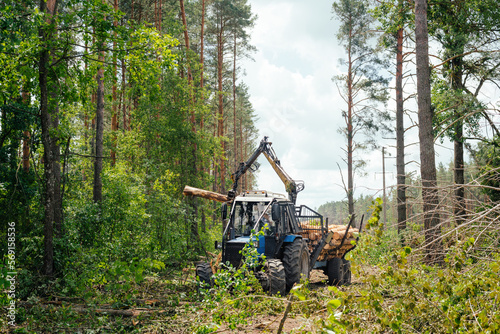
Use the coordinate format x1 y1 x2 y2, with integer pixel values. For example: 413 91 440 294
183 185 230 203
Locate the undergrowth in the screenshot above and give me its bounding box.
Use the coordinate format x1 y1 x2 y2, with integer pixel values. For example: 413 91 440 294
3 198 500 333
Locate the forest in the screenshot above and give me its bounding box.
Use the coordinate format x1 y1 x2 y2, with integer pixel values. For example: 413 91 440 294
1 0 499 333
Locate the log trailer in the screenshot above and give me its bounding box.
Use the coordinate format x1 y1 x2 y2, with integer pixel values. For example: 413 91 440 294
190 137 362 295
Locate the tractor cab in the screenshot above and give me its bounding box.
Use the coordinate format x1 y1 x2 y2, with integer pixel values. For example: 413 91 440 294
221 190 298 267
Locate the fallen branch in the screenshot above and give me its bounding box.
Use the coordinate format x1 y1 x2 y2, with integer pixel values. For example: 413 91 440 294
19 302 165 317
277 299 293 334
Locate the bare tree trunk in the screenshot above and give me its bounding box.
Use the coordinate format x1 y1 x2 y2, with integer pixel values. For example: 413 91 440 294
122 58 127 132
200 0 206 106
396 26 407 241
39 0 59 277
51 99 62 237
93 48 105 203
451 56 465 225
415 0 442 264
217 16 226 194
22 91 30 173
347 31 354 216
233 33 237 172
111 0 118 166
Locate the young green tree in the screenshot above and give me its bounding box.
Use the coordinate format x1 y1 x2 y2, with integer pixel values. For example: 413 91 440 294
332 0 390 216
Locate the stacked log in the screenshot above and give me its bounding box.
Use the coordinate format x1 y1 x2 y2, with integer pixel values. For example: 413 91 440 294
299 224 359 261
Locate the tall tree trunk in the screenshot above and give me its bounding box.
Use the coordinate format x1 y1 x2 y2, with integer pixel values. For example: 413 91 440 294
396 26 407 241
347 31 354 216
122 58 128 131
179 0 200 249
451 56 465 224
51 98 62 238
217 17 226 193
93 48 105 203
239 112 243 193
200 0 206 108
39 0 59 277
22 131 30 173
415 0 442 264
22 91 30 173
111 0 118 166
233 33 237 172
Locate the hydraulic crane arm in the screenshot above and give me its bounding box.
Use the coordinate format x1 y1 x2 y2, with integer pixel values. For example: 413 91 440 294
228 136 304 204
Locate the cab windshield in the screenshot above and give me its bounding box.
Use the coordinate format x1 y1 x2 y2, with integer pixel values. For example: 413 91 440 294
233 200 274 236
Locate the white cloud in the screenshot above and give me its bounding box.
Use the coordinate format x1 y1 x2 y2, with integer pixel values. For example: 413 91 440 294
240 0 458 209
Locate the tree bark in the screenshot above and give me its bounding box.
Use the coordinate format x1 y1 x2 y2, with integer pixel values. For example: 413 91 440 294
233 33 237 172
111 0 118 166
22 91 30 173
93 48 105 203
39 0 59 277
200 0 205 101
415 0 442 264
451 56 465 224
217 15 226 194
396 26 407 241
347 24 354 216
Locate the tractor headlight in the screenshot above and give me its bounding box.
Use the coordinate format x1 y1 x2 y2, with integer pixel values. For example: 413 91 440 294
253 239 259 248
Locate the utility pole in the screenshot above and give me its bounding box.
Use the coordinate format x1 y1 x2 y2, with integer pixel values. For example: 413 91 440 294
382 147 387 226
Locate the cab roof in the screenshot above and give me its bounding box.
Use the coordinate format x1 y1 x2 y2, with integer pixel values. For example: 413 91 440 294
235 190 288 202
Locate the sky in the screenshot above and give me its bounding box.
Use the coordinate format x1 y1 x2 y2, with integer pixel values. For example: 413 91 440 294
238 0 500 210
237 0 422 209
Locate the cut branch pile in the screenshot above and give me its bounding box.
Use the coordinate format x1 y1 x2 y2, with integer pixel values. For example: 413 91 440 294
299 224 359 261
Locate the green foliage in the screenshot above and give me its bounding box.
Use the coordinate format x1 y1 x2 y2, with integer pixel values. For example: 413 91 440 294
199 229 265 300
474 136 500 203
431 77 483 142
194 229 274 331
320 200 500 333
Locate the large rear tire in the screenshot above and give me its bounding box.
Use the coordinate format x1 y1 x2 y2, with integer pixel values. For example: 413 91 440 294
342 259 351 285
327 258 343 286
283 238 310 291
263 259 286 296
196 262 213 291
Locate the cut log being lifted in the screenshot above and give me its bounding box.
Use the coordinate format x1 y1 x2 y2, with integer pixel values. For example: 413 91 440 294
183 185 230 203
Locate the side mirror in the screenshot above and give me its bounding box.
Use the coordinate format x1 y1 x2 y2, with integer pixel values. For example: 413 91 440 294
221 203 228 220
271 203 281 221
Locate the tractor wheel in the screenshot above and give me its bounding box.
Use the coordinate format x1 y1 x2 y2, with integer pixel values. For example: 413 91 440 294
342 259 351 285
327 258 343 286
196 262 213 291
263 259 286 296
283 238 310 291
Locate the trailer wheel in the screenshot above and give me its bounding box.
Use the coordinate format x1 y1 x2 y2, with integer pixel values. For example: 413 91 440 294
283 238 310 291
327 258 343 286
263 259 286 296
196 262 213 291
342 259 351 285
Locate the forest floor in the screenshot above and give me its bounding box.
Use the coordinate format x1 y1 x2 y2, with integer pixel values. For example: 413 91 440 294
3 264 377 333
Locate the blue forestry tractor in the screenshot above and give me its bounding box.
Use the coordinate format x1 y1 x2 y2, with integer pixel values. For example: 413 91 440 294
193 137 362 294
